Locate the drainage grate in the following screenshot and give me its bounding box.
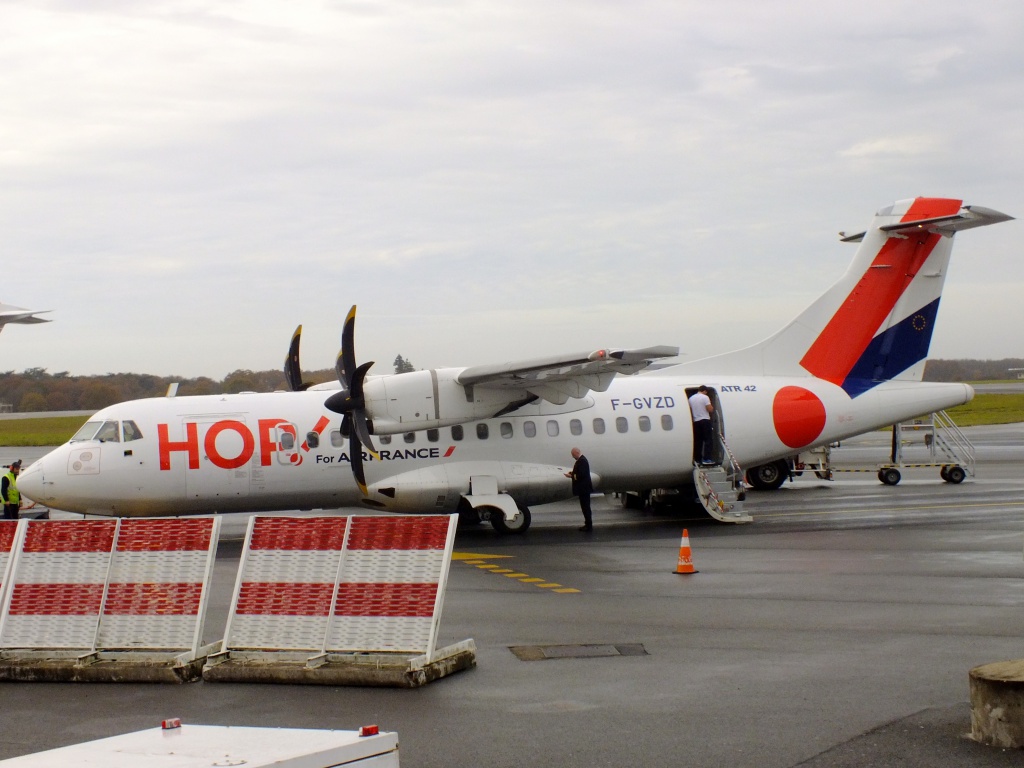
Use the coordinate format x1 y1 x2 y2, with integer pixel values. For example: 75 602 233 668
509 643 647 661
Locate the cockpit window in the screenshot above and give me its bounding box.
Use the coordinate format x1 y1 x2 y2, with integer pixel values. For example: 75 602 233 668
122 421 142 442
96 420 120 442
71 421 103 442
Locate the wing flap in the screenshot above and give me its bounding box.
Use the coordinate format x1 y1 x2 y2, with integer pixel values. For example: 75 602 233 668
455 345 678 404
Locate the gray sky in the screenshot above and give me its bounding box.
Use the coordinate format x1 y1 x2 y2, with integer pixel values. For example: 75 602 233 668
3 0 1022 379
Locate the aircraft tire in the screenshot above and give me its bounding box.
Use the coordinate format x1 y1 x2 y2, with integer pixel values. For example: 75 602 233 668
619 491 646 510
490 506 531 535
457 507 482 528
746 460 788 491
945 466 966 484
879 468 901 486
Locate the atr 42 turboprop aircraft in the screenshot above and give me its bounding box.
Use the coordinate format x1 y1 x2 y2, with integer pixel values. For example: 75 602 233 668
0 302 51 333
19 198 1012 532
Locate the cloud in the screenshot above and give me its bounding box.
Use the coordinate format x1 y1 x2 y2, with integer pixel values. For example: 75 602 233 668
840 135 944 158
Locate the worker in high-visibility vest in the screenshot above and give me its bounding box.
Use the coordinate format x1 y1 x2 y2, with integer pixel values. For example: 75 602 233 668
1 459 21 520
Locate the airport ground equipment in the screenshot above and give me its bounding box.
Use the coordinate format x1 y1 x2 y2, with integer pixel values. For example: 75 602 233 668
0 517 220 682
0 722 400 767
203 513 475 687
790 410 974 486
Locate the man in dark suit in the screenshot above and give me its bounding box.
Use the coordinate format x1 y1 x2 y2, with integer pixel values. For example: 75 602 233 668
565 447 594 531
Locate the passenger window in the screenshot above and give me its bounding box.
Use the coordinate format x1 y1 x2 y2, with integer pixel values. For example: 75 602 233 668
476 423 489 440
451 425 464 441
122 421 142 442
403 432 416 444
280 432 295 450
570 419 582 436
330 430 344 448
379 434 392 445
616 417 628 433
523 421 536 438
96 420 120 442
500 422 513 438
427 429 439 443
546 420 559 437
306 432 320 449
661 414 674 431
593 418 606 435
638 416 651 433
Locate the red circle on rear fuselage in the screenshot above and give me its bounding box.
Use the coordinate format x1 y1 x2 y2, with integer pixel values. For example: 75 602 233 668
772 386 827 449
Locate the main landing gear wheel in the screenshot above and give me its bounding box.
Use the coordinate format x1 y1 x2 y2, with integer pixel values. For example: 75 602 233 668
490 507 531 535
943 465 966 484
746 460 788 491
878 467 901 486
619 491 647 510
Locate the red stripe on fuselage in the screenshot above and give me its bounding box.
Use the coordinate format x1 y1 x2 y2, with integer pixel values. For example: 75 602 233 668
800 198 961 385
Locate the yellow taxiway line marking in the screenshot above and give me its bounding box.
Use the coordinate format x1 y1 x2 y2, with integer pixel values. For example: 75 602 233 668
453 552 580 593
757 499 1024 520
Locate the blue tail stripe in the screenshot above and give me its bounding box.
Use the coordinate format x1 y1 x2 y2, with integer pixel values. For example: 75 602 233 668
841 298 940 398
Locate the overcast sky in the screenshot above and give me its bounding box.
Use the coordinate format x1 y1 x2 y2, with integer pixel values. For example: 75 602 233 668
3 0 1022 380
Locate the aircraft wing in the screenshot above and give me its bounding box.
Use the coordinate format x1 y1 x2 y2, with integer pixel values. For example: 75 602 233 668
0 303 51 329
455 345 680 404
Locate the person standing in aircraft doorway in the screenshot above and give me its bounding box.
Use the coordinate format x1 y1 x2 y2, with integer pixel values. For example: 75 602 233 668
565 448 594 531
689 386 715 466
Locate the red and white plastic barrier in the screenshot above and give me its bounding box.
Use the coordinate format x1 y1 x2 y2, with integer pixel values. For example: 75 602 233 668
223 515 457 658
0 520 23 616
0 520 117 650
97 518 219 653
0 518 219 660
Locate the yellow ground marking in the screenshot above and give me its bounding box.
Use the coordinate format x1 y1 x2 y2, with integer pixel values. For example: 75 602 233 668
454 553 580 592
757 499 1024 521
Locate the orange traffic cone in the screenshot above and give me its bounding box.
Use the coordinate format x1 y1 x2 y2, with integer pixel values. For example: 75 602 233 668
674 529 698 574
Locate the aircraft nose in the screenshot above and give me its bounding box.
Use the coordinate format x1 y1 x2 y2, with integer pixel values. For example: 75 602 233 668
16 458 47 503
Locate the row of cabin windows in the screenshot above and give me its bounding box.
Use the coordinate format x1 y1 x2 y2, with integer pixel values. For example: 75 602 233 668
307 414 675 449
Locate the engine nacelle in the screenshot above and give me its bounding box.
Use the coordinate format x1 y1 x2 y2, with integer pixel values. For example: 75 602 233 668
359 461 573 514
364 368 526 434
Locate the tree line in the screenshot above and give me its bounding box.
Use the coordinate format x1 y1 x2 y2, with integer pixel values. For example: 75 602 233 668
0 356 1017 413
0 355 418 413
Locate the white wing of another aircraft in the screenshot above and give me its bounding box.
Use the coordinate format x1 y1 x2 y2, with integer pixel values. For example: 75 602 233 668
0 302 51 333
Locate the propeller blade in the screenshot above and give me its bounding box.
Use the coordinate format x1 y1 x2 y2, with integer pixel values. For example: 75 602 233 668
340 305 358 387
284 325 310 392
349 428 367 496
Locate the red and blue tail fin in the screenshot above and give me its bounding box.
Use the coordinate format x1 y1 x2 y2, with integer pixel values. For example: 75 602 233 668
679 198 1012 395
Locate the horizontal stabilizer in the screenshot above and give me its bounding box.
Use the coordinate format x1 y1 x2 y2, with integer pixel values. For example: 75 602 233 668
839 204 1013 243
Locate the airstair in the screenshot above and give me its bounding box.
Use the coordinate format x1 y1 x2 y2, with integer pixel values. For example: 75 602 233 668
799 409 974 486
692 435 751 523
